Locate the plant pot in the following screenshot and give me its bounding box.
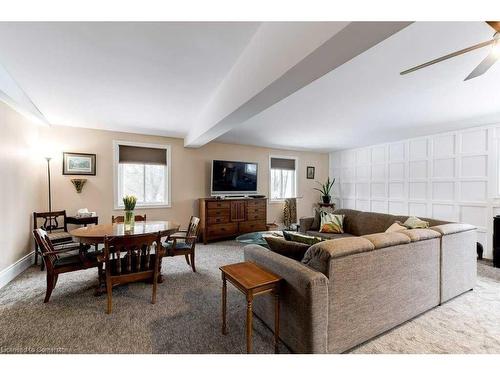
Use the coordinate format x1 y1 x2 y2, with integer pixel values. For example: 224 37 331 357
124 210 135 230
322 195 331 204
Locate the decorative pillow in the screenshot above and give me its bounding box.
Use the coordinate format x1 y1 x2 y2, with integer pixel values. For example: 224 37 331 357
401 216 429 229
264 237 310 261
319 213 344 233
311 207 335 230
284 231 324 245
385 222 407 233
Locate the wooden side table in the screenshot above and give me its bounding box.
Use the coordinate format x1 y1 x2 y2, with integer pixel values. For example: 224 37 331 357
220 261 282 354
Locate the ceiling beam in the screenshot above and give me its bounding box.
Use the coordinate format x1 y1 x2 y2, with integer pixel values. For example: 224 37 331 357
0 62 49 125
184 21 412 148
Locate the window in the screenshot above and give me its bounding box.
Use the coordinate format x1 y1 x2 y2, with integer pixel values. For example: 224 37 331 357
270 156 297 201
114 141 171 208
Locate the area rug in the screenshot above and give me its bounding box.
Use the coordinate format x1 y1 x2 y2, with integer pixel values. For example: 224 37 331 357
0 241 499 354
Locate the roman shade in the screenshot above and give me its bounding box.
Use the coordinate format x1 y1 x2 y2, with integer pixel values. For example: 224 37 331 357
271 157 296 170
118 145 167 165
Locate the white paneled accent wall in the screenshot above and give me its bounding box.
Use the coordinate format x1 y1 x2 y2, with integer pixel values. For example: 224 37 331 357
329 125 500 259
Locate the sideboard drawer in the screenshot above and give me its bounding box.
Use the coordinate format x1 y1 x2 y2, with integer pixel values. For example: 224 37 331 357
239 220 267 233
247 200 266 209
207 201 231 209
207 216 229 225
207 208 230 217
246 209 266 221
207 223 238 237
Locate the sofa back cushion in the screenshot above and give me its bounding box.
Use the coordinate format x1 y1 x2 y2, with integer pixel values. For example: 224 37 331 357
333 209 450 236
264 237 310 261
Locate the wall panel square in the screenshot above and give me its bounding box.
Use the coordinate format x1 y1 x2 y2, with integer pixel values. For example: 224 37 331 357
409 182 427 200
389 142 405 162
461 155 487 178
433 158 455 178
371 146 386 164
460 181 487 202
461 129 488 154
409 139 428 160
389 163 405 180
409 160 428 180
432 181 455 201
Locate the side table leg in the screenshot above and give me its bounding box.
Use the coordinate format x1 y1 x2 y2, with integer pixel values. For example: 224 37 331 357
274 292 280 353
222 274 227 335
246 294 253 354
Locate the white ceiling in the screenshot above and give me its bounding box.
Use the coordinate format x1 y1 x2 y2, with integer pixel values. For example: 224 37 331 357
218 22 500 151
0 22 260 137
1 22 499 151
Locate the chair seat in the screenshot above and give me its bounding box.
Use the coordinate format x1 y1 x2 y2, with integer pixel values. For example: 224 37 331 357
47 231 73 243
53 251 99 268
162 241 192 250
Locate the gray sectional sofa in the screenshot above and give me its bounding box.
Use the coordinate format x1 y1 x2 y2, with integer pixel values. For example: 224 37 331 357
243 209 476 353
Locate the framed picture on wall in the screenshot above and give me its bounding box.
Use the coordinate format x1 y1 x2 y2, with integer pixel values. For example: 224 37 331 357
306 166 315 179
63 152 96 175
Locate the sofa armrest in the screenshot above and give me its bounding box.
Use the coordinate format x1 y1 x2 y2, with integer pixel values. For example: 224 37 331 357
243 245 329 353
299 217 314 233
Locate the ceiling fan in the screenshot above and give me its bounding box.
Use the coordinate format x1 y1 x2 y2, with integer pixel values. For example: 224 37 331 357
400 21 500 81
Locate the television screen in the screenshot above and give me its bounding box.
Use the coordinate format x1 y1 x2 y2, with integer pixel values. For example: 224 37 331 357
211 160 258 193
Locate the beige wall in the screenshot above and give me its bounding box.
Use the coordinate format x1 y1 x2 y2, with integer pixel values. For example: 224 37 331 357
38 125 329 229
0 101 43 272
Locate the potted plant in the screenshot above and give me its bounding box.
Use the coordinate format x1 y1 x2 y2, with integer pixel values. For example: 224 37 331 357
314 177 335 204
123 195 137 229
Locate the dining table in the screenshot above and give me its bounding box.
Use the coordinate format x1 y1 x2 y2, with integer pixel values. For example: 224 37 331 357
69 220 180 244
70 220 180 292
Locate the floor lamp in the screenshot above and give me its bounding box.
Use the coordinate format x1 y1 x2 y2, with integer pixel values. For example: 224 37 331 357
45 156 52 212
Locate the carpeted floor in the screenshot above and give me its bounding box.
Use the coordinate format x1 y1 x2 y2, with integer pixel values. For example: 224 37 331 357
1 241 499 354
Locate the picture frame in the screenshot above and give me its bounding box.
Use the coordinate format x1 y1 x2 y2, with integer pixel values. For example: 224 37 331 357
63 152 96 176
306 166 315 179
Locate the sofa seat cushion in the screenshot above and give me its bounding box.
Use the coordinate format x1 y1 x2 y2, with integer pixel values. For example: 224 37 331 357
400 228 441 242
430 223 476 235
264 237 310 261
302 237 374 275
306 231 354 240
361 232 411 249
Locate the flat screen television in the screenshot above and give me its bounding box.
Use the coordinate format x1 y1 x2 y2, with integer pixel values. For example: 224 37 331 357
211 160 258 195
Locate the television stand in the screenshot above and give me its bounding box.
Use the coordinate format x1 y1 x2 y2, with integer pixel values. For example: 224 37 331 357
199 197 267 244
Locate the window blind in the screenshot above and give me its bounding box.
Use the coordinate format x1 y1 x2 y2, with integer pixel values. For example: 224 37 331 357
270 157 295 170
118 145 167 165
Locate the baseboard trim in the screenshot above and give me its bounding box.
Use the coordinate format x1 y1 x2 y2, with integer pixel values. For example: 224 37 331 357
0 251 34 289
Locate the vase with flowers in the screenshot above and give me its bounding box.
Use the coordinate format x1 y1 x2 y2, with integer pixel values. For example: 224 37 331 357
123 195 137 230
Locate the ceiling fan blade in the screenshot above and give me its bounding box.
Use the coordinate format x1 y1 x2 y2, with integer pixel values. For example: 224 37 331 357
464 50 498 80
400 39 495 75
486 21 500 32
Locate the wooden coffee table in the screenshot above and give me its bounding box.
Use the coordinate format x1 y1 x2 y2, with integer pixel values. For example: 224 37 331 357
220 261 282 353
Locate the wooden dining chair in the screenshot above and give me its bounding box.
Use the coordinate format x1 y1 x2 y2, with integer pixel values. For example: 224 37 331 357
101 232 164 314
163 216 200 272
33 228 100 303
111 214 147 224
33 210 77 270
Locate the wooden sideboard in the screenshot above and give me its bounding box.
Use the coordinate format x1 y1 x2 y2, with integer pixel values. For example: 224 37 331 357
199 198 267 244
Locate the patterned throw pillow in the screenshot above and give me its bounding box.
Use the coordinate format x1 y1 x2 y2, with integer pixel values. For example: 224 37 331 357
311 207 335 230
319 213 344 233
401 216 429 229
385 222 407 233
285 231 324 245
